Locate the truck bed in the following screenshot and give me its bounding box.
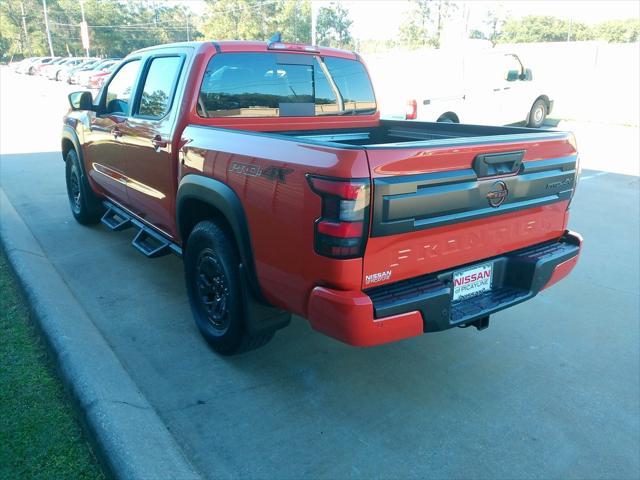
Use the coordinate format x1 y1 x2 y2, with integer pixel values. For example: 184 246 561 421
279 119 561 148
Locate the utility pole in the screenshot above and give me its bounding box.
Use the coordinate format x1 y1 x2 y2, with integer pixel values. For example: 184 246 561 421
311 1 317 44
186 9 190 42
20 1 30 54
79 0 90 57
567 17 573 42
42 0 54 57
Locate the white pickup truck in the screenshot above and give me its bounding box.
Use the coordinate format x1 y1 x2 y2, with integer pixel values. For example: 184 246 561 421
384 51 553 128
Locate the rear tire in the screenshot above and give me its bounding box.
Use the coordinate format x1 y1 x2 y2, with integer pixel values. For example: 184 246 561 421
65 148 103 225
527 99 547 128
184 221 275 355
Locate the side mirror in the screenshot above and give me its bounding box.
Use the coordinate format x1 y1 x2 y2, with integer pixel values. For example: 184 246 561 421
505 69 520 82
68 91 93 111
522 68 533 81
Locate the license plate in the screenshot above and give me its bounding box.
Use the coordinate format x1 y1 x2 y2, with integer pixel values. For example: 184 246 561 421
452 263 493 302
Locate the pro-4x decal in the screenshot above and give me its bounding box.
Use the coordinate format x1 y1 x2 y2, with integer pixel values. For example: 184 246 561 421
229 162 293 184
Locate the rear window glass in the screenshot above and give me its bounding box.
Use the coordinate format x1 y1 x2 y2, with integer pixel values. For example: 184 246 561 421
197 52 376 118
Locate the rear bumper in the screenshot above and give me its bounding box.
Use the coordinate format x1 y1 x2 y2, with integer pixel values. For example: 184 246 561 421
307 231 582 347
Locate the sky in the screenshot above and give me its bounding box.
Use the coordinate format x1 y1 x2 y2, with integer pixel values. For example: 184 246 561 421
170 0 640 41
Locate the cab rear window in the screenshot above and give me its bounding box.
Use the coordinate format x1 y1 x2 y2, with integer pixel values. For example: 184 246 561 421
197 52 376 118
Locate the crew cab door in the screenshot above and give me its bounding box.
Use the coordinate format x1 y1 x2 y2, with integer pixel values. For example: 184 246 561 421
117 54 186 238
85 59 142 205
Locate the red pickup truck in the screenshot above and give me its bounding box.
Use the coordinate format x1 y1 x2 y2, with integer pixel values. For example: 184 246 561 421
62 40 582 355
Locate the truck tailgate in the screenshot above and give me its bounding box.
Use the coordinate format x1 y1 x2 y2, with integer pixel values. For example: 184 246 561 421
362 133 578 289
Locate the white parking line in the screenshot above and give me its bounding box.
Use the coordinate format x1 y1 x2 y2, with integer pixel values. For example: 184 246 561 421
580 171 609 181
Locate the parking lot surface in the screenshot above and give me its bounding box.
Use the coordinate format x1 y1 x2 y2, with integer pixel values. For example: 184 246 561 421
1 69 639 478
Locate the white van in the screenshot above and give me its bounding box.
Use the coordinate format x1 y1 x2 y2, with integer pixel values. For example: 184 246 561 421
382 52 554 128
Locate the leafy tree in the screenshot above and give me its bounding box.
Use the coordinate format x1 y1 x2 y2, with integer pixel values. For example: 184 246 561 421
399 0 455 49
399 0 432 48
0 0 50 57
316 1 353 49
200 0 310 43
200 0 269 40
432 0 456 48
0 0 199 59
274 0 311 43
484 5 506 46
596 19 640 43
499 15 593 43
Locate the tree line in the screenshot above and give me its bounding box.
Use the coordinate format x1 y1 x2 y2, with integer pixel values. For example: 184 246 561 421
1 0 638 61
476 14 640 45
1 0 197 58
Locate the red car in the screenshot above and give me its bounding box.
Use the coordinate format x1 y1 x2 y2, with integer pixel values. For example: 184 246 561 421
61 39 582 355
87 63 118 89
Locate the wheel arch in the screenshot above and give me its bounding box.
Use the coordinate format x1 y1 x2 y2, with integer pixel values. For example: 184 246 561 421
177 174 265 302
61 126 83 163
534 94 551 110
61 125 90 180
437 111 460 123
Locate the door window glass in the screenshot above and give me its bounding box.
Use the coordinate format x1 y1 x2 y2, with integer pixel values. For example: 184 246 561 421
104 60 140 115
138 56 184 118
502 55 522 81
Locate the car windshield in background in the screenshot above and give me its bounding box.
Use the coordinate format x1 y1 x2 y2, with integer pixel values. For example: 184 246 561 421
198 52 376 118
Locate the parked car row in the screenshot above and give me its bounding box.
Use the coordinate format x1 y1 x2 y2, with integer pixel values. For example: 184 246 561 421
10 56 121 89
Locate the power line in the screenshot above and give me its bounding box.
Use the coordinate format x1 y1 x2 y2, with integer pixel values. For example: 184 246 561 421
51 24 191 30
49 19 178 27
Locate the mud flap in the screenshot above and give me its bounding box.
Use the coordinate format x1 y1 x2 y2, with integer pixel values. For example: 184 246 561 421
240 264 291 335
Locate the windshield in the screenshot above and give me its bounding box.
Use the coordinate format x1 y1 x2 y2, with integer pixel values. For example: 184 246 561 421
198 52 376 118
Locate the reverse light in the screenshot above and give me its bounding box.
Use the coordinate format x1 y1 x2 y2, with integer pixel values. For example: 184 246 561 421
307 175 370 259
405 99 417 120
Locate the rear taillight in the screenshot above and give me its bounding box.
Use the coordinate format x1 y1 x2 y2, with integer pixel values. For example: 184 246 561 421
568 134 580 207
307 175 370 259
405 99 417 120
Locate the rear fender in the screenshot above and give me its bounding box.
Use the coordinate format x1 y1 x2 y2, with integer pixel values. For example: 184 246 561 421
176 175 290 333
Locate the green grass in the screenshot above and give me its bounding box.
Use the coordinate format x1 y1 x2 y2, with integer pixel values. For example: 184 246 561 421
0 251 104 480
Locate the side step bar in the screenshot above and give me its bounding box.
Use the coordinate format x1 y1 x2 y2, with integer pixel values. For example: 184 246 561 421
101 201 182 258
101 204 132 231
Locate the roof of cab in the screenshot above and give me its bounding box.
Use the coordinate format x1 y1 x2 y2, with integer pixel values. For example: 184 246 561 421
131 40 358 60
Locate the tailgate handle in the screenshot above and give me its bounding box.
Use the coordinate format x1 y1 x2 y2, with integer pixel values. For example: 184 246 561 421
473 150 525 178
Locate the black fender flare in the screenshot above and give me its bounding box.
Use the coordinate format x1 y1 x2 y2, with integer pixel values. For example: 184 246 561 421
61 125 87 177
176 174 266 304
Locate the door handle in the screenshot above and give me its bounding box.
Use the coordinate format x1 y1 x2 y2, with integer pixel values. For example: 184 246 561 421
151 135 168 151
493 88 502 92
112 126 123 139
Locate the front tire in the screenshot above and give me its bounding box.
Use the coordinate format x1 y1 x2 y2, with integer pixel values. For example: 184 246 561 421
65 148 103 224
184 221 274 355
527 99 547 128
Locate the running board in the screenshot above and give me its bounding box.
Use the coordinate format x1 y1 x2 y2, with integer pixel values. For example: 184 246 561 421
101 201 182 258
131 227 172 258
101 204 132 231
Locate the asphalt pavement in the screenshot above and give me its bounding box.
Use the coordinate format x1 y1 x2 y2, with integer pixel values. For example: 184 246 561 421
1 69 639 479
